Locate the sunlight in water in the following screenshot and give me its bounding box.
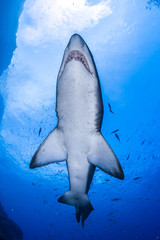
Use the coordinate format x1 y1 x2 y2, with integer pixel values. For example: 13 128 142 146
0 0 160 239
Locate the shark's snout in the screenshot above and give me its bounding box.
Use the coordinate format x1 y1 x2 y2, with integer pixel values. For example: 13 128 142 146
68 33 85 50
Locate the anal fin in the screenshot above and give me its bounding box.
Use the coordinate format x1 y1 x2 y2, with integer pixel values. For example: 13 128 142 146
30 127 67 168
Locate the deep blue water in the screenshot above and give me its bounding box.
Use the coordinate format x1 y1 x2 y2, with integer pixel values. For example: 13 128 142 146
0 0 25 76
0 1 160 240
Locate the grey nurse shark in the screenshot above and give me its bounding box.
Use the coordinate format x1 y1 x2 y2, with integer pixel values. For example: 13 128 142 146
30 34 124 226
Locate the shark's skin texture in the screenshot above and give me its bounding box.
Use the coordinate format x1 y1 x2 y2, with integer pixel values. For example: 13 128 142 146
30 34 124 226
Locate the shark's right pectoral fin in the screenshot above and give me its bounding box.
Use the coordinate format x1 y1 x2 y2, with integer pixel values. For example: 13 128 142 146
88 133 124 180
30 127 67 169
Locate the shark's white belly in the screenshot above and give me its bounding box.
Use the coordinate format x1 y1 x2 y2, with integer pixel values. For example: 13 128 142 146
56 61 102 193
57 61 102 132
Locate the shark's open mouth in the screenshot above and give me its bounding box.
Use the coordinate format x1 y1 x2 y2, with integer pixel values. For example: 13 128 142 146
65 50 92 74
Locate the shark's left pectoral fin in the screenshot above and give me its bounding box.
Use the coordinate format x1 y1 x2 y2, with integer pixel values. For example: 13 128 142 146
88 133 124 180
30 127 67 169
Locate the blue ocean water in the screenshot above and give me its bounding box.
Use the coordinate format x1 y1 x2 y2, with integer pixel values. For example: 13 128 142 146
0 1 160 240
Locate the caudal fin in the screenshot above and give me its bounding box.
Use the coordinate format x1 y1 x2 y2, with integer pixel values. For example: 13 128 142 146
58 191 93 227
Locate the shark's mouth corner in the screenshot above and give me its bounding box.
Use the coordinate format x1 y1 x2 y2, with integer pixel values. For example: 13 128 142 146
64 50 93 75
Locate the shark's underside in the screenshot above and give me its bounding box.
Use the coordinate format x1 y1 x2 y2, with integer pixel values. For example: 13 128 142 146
30 34 124 226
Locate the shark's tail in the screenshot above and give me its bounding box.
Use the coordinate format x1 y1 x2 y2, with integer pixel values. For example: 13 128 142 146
58 191 93 227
